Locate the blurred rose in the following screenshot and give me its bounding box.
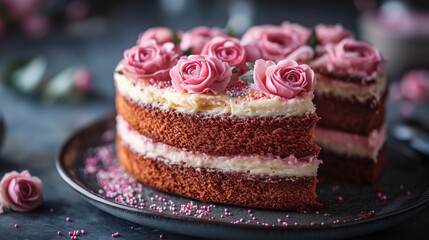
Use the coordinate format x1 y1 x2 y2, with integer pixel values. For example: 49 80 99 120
400 70 429 103
73 68 92 94
281 21 311 43
180 26 227 54
241 24 310 63
137 27 175 45
21 14 49 38
0 170 43 213
315 24 354 45
312 39 382 79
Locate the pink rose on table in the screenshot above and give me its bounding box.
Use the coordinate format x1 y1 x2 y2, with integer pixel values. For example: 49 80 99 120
180 26 227 54
241 25 311 62
170 55 232 94
201 36 246 69
122 40 179 81
137 27 175 45
253 59 315 99
315 24 354 45
0 170 43 213
313 39 382 78
400 70 429 103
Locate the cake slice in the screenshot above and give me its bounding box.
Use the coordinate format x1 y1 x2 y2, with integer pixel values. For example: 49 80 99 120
115 30 321 210
310 38 387 183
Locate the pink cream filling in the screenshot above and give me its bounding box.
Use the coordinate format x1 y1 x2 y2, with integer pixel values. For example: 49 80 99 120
315 124 386 160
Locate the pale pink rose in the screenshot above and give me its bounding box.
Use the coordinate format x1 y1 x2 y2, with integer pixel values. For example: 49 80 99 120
287 46 315 62
312 39 382 78
315 24 354 45
0 170 43 212
281 21 311 43
170 55 232 94
400 70 429 103
201 36 246 69
242 41 261 63
137 27 175 45
241 25 309 62
180 26 227 54
253 59 315 99
122 40 179 81
73 68 92 94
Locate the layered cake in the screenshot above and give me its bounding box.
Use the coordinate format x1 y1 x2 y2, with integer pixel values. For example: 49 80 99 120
115 27 321 210
239 22 387 183
310 32 387 183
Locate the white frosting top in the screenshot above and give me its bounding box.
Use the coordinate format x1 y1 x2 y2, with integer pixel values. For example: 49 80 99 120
114 65 315 117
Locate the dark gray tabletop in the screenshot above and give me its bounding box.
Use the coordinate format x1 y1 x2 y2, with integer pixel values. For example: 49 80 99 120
0 1 428 239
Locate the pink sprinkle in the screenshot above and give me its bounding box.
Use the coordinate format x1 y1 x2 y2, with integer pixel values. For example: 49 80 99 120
160 234 163 239
406 191 411 196
247 209 253 214
57 231 62 236
69 231 73 236
337 196 343 202
277 218 282 223
66 217 71 222
112 232 120 238
285 214 290 218
81 229 86 235
14 224 19 228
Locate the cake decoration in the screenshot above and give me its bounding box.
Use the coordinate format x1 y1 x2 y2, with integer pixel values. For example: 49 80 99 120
122 40 179 81
180 26 227 54
314 24 354 45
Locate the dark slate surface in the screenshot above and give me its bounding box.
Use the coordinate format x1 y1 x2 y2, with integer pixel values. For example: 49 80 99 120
0 1 428 239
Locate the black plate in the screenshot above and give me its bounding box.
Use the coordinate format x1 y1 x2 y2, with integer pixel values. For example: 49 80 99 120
56 116 429 240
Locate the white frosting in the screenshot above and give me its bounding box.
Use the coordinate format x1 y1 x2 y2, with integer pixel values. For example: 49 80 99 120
114 66 315 117
117 116 319 177
314 125 386 162
315 73 387 103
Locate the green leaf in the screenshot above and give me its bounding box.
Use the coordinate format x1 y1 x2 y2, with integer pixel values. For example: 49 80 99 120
245 62 255 70
3 57 47 94
225 24 234 37
307 28 317 49
239 70 254 85
231 67 239 73
172 29 181 45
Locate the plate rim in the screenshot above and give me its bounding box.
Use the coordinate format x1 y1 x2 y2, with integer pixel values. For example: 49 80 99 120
56 115 429 235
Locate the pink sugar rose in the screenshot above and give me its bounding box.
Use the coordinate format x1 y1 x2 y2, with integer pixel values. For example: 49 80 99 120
170 55 232 94
313 39 382 79
281 21 311 43
241 25 312 63
122 40 179 81
400 70 429 103
180 26 227 54
0 170 43 213
137 27 175 45
253 59 315 99
315 24 354 45
201 36 247 70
